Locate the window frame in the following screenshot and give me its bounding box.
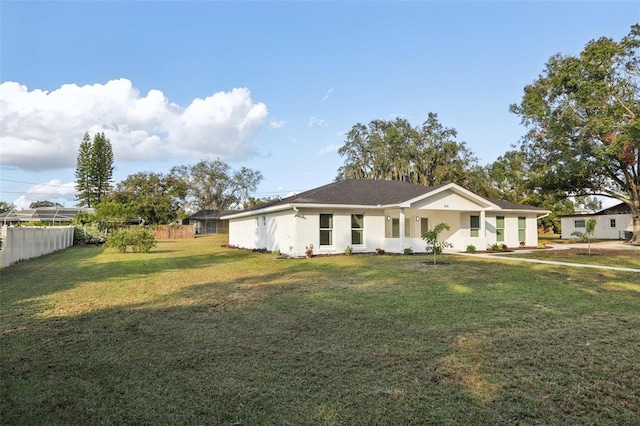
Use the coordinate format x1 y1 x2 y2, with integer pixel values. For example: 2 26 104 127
496 216 505 242
391 218 400 238
351 214 364 245
319 213 333 246
518 216 526 242
574 219 586 228
470 215 480 238
610 218 616 228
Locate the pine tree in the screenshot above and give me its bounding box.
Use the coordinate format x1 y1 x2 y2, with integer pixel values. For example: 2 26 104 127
75 132 114 207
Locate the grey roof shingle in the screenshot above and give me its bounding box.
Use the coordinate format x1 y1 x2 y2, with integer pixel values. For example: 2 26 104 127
231 179 549 215
187 209 238 220
482 197 548 211
255 179 447 209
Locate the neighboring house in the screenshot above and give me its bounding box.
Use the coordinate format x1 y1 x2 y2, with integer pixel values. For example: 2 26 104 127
184 210 236 235
560 203 633 240
0 207 95 226
224 179 549 257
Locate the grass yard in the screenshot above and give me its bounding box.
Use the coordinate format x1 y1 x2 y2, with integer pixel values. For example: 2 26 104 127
1 236 639 425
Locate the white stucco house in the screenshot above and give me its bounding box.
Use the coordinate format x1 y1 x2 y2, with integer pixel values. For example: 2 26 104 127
224 179 549 257
560 203 633 240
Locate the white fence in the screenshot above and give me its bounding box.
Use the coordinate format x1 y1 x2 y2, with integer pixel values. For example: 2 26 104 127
0 225 75 268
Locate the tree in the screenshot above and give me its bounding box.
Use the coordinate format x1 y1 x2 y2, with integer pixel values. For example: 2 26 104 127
171 159 263 211
108 172 187 224
486 150 531 203
571 218 597 255
29 201 63 208
336 114 483 190
94 201 136 227
573 196 603 213
510 25 640 244
242 196 282 210
0 201 15 214
75 132 114 207
422 222 452 264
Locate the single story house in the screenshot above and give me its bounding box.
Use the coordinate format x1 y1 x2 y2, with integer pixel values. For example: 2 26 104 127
0 207 95 226
184 210 235 235
224 179 549 257
560 202 633 240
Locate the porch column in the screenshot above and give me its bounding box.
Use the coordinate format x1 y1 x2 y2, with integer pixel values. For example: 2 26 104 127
480 209 486 236
399 208 406 249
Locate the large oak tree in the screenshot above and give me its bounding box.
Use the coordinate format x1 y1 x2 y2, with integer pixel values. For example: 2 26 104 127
511 25 640 243
336 114 486 193
171 159 263 211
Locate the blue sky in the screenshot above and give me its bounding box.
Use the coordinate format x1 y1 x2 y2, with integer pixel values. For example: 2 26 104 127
1 1 638 209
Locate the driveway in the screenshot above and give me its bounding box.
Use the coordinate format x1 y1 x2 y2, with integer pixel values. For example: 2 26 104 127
547 241 640 251
456 241 640 273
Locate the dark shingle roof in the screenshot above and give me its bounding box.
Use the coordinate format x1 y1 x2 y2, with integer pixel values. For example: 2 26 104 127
258 179 447 209
239 179 548 213
483 197 547 211
187 209 239 220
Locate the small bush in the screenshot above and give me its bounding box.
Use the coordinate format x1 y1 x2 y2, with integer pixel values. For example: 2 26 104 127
106 227 156 253
271 249 281 257
376 248 385 255
344 246 353 255
501 244 508 251
537 242 546 249
403 247 414 255
488 243 502 252
466 245 476 253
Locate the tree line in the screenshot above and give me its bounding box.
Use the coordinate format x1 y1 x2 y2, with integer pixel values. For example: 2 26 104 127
4 25 637 242
73 136 265 225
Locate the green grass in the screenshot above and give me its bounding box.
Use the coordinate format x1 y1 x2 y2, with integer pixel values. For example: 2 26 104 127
1 236 639 425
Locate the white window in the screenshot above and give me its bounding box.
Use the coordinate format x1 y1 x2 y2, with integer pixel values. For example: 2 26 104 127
518 217 526 241
320 214 333 246
470 215 480 237
351 214 363 245
496 216 505 242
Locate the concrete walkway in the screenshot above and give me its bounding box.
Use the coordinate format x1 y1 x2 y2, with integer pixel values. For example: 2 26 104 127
456 242 640 273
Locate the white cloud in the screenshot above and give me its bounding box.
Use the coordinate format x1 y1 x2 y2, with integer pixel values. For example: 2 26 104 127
322 88 334 101
317 143 341 156
269 120 285 129
0 79 268 172
308 116 328 128
13 180 76 209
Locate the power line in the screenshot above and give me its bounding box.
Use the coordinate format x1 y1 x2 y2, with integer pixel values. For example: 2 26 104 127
0 179 73 188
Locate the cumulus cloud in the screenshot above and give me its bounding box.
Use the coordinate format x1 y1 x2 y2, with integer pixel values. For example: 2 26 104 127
13 180 76 209
0 79 268 172
308 116 328 128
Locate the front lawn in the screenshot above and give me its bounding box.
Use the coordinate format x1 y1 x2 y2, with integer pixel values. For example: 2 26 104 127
1 236 639 425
